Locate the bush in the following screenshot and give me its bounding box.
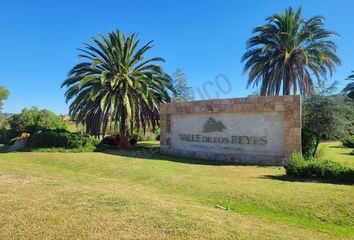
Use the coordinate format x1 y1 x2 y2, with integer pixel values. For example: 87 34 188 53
8 136 22 146
342 135 354 148
0 127 10 144
129 138 137 146
139 133 152 141
284 153 354 184
100 135 118 146
28 130 98 150
138 131 160 141
100 135 137 147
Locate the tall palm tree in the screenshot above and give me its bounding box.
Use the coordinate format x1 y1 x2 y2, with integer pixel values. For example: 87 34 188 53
62 30 175 137
343 72 354 99
242 7 341 96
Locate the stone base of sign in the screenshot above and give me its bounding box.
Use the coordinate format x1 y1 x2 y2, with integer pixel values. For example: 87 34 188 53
160 96 301 166
160 146 285 165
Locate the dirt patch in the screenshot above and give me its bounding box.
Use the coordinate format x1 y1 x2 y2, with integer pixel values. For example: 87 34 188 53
0 173 39 187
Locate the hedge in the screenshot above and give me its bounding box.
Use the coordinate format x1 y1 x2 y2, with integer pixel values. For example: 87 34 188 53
28 130 98 150
284 153 354 184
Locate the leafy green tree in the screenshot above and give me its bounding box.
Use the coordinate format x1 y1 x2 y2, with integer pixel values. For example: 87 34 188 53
0 86 10 128
242 7 341 96
0 86 9 112
62 30 175 137
343 71 354 99
9 107 68 134
302 84 353 158
171 69 194 103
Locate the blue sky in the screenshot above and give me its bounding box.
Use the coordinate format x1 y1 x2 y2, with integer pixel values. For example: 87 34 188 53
1 0 353 114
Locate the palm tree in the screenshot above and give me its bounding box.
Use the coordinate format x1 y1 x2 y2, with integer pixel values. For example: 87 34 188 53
343 72 354 99
62 30 175 137
242 7 341 96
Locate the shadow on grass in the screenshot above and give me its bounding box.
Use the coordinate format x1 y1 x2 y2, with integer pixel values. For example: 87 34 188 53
104 150 236 166
261 174 353 186
340 152 354 156
100 144 251 166
328 146 341 149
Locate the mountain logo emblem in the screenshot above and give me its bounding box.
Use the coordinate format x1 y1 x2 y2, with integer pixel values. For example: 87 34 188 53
203 117 226 133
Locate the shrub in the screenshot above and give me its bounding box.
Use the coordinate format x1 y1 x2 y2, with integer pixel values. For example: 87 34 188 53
28 130 98 150
138 131 159 141
8 136 22 146
100 135 137 147
0 127 10 144
0 126 18 145
100 135 118 146
342 135 354 148
131 127 160 142
129 138 137 146
284 153 354 184
139 133 152 141
154 127 160 141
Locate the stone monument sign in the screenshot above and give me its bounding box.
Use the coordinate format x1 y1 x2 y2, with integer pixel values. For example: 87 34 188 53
160 96 301 165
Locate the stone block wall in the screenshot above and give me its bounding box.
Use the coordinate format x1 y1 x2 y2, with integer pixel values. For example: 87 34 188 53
160 96 301 165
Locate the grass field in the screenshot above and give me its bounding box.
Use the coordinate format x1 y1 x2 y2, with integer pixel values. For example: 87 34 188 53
0 141 353 239
318 141 354 167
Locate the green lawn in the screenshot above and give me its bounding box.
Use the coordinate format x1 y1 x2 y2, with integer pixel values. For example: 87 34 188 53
318 141 354 167
0 142 353 239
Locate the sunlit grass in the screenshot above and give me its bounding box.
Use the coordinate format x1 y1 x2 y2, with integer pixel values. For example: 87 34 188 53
318 141 354 167
0 141 353 239
66 121 82 133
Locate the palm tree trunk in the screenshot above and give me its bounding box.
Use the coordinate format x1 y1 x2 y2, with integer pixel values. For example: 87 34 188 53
120 108 126 133
312 134 321 158
136 110 141 140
